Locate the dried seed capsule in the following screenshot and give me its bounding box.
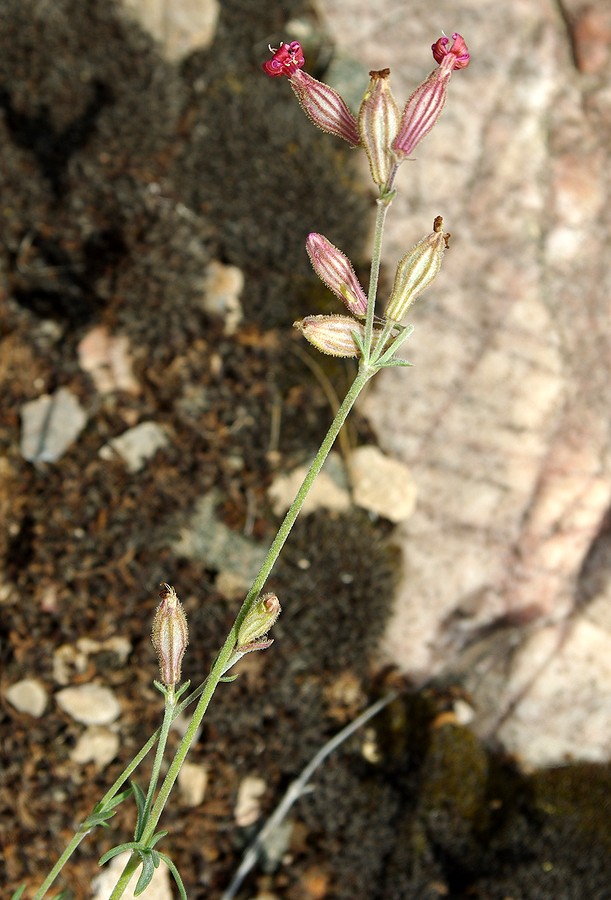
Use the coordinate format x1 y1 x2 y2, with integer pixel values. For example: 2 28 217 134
294 314 365 357
384 218 450 322
358 68 401 189
151 583 189 688
237 593 281 651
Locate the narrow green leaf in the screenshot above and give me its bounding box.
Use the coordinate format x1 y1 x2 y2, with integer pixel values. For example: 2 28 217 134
158 853 188 900
131 780 147 839
10 887 26 899
134 853 154 896
380 357 414 367
99 842 141 866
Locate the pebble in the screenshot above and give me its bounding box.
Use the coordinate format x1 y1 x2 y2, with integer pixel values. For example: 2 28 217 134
70 726 120 769
77 325 140 395
120 0 220 61
178 761 208 807
99 421 169 472
5 678 48 717
56 683 121 725
234 775 266 827
91 850 172 899
20 387 87 463
268 452 351 516
201 259 244 335
350 445 417 522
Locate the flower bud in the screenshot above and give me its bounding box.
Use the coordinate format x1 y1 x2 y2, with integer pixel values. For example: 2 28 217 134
384 217 450 322
306 233 368 317
392 33 470 161
151 584 189 688
358 69 400 188
288 70 361 147
237 592 281 651
294 314 365 357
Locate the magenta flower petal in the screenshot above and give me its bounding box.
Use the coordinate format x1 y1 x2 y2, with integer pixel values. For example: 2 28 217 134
262 41 305 78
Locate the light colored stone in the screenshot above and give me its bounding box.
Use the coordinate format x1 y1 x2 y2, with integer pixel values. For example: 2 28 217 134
201 260 244 335
268 452 350 516
20 387 87 463
178 761 208 807
495 618 611 767
91 850 172 900
56 684 121 726
99 421 169 472
322 0 611 766
70 726 120 769
349 445 416 522
174 491 267 584
234 775 266 827
120 0 220 61
5 678 48 717
78 326 140 395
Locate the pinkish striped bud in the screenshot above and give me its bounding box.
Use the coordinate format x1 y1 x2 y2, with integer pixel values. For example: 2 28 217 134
385 216 450 322
288 70 361 147
358 69 401 189
294 314 365 357
151 584 189 688
237 592 281 652
306 232 368 317
392 33 470 161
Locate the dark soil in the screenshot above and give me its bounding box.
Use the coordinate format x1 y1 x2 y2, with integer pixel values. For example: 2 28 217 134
1 2 610 898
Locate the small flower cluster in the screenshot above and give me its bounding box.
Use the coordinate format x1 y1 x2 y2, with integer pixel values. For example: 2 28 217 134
263 33 468 359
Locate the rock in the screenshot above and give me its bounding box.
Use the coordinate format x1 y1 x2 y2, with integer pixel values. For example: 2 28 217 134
77 325 140 395
174 491 267 584
56 684 121 725
99 421 169 472
349 445 417 522
91 850 172 899
178 761 208 807
324 0 611 767
268 452 350 516
201 260 244 335
70 726 120 768
20 387 87 463
234 774 266 827
5 678 48 717
120 0 220 61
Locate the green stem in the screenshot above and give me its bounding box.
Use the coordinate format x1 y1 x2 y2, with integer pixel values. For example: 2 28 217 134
138 364 374 848
139 693 176 837
363 187 395 359
31 830 91 900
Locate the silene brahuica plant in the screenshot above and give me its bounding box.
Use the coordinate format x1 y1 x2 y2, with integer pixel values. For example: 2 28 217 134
17 30 470 900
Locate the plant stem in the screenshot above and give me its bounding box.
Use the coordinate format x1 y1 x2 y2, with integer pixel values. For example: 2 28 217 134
140 364 374 845
139 693 176 836
363 186 395 358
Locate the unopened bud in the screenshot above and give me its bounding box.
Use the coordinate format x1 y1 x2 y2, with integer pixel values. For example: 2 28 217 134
151 584 189 688
294 315 365 357
237 592 281 651
306 233 368 317
385 217 450 322
358 69 400 188
392 33 470 161
288 70 361 147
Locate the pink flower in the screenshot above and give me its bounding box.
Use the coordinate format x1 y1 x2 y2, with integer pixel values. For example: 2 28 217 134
262 41 360 146
432 32 470 70
262 41 305 78
392 32 470 160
